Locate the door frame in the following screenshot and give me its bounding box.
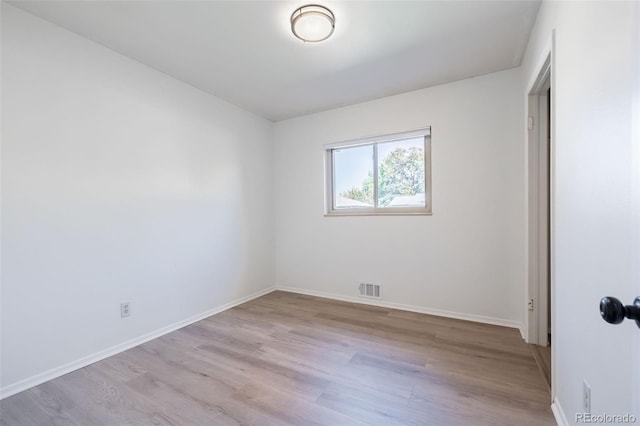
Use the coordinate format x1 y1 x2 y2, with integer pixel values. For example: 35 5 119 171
525 32 556 399
632 2 640 417
527 57 551 347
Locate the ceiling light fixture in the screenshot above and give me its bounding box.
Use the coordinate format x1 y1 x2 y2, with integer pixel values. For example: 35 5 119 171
290 4 335 43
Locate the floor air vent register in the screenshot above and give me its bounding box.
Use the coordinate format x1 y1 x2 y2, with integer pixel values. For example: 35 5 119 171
359 283 381 299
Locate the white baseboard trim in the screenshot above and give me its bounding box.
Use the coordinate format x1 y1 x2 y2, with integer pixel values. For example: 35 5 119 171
551 398 569 426
0 286 276 400
519 325 527 341
275 286 523 330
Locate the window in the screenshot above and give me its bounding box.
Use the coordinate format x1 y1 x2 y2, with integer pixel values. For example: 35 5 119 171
324 127 431 215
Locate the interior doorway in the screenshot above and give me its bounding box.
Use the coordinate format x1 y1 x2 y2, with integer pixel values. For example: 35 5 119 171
527 53 552 393
538 80 551 350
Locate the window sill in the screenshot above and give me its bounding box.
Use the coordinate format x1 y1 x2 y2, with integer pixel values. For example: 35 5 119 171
324 209 432 217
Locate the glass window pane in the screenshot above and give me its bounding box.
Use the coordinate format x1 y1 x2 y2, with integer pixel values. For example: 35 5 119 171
377 137 425 207
333 145 374 209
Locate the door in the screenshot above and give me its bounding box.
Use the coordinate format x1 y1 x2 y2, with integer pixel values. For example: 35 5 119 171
551 2 640 419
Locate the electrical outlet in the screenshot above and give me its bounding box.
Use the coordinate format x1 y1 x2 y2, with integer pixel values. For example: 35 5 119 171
120 302 131 318
528 299 534 311
583 380 591 414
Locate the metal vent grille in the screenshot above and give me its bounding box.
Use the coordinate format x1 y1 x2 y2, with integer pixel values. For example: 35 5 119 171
359 283 381 299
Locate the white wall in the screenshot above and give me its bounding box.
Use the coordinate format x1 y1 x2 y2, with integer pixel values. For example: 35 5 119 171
0 4 274 395
274 68 525 327
522 1 639 422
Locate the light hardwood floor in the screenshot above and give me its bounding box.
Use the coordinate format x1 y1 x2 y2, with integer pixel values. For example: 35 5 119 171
0 291 555 425
530 343 552 391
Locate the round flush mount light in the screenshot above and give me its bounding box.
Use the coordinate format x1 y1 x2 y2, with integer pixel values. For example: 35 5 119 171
290 4 335 43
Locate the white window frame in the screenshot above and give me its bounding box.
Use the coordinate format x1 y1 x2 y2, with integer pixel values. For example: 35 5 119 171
324 127 432 216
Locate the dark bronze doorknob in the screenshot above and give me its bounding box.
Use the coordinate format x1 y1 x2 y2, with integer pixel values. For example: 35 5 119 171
600 296 640 329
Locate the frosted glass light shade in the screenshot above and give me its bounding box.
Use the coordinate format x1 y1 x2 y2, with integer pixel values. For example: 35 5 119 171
291 5 335 42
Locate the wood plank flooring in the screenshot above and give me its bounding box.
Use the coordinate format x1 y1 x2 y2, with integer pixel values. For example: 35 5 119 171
530 343 552 391
0 291 555 425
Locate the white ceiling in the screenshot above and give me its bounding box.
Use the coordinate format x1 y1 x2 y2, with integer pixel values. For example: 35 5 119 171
10 0 541 121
